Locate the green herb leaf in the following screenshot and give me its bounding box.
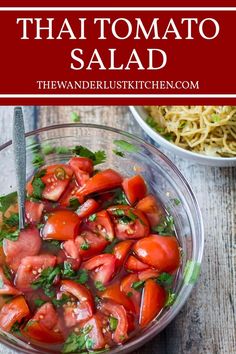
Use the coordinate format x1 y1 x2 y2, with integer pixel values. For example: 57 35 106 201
11 322 21 335
109 316 118 331
113 140 139 153
31 169 46 200
44 239 61 248
165 290 176 307
62 262 76 278
157 273 174 287
0 228 20 244
52 294 70 308
72 146 106 166
153 215 175 236
3 265 12 280
69 198 80 210
94 281 106 291
56 146 71 154
113 150 125 157
4 213 19 227
171 198 181 206
62 326 92 353
131 280 145 291
0 191 17 213
71 112 81 122
103 238 119 254
211 114 221 123
41 144 56 155
163 133 175 142
88 213 97 222
64 269 89 285
183 260 201 285
32 154 45 168
34 298 46 308
112 190 128 205
146 116 165 133
127 291 133 297
31 266 61 297
80 242 90 250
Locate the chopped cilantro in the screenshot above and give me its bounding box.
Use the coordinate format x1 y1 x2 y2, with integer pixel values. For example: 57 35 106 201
0 228 20 244
44 239 60 248
157 273 174 287
113 149 125 157
165 290 176 307
127 291 133 297
71 112 81 122
34 298 46 308
113 139 139 153
62 326 92 353
62 268 88 285
131 280 145 291
32 154 45 168
75 270 89 284
146 116 165 133
88 213 97 222
41 144 55 155
31 169 46 200
163 133 175 142
72 146 106 166
172 198 181 206
112 190 128 205
3 265 12 280
69 198 80 210
94 281 106 291
0 191 17 213
109 316 118 331
153 215 175 236
103 238 119 254
80 242 90 250
11 322 21 335
31 266 61 297
5 213 19 227
62 262 76 278
56 146 71 154
52 294 70 308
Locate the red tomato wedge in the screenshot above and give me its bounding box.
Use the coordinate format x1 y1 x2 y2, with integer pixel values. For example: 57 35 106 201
120 274 141 314
82 315 106 350
0 266 21 296
100 282 135 313
113 240 133 269
138 269 160 282
139 279 166 327
122 175 147 205
24 302 64 343
125 255 149 272
43 210 81 241
63 231 108 261
133 235 180 272
108 206 150 240
59 179 80 208
25 200 44 224
3 227 42 272
0 296 30 332
136 195 163 227
15 254 57 291
69 157 93 186
100 301 128 344
86 210 114 242
82 254 116 285
77 169 123 202
76 199 99 219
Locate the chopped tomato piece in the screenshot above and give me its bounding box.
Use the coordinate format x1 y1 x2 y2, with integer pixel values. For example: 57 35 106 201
86 210 114 242
136 195 163 227
108 205 150 240
82 315 106 350
76 199 99 219
133 235 180 272
25 200 44 224
120 274 141 314
138 269 160 282
56 250 81 270
100 301 128 344
0 296 30 332
24 302 64 343
15 254 57 291
122 175 147 205
63 231 108 261
43 210 81 241
0 266 21 296
139 279 166 327
125 255 149 272
59 179 80 208
113 240 133 269
100 282 135 313
69 157 93 186
77 169 123 202
83 254 116 285
3 227 42 272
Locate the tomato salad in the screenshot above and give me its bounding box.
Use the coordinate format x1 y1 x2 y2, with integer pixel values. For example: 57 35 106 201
0 147 181 353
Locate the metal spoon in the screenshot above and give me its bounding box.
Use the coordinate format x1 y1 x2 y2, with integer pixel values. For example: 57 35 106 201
12 107 26 230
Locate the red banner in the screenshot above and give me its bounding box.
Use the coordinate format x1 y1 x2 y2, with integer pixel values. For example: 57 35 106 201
0 2 236 104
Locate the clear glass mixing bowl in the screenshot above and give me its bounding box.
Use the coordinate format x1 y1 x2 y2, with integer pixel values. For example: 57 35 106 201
0 124 204 354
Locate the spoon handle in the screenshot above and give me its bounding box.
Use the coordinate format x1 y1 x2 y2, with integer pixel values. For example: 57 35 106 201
12 107 26 230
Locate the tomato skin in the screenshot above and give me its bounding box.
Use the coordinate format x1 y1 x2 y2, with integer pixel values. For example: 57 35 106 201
138 269 160 282
59 179 80 207
15 254 57 291
76 199 99 219
24 302 64 343
100 301 128 344
120 274 141 314
82 315 106 350
69 157 93 186
60 280 94 313
0 296 30 332
113 240 133 269
122 175 147 205
86 210 114 242
25 200 44 224
82 254 116 285
3 227 42 272
0 267 21 296
139 279 166 327
133 235 180 272
100 282 135 313
108 205 150 240
43 210 81 241
136 195 163 227
77 169 123 202
125 255 149 272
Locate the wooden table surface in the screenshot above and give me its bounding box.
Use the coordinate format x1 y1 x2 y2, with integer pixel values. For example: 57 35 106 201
0 106 235 354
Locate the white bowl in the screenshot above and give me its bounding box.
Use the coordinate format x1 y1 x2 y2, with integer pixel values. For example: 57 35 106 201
130 106 236 167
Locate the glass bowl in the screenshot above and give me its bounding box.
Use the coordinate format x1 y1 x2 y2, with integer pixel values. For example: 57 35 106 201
0 124 204 354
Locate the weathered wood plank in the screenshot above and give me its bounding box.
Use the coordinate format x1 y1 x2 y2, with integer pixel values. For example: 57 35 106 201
0 106 235 354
